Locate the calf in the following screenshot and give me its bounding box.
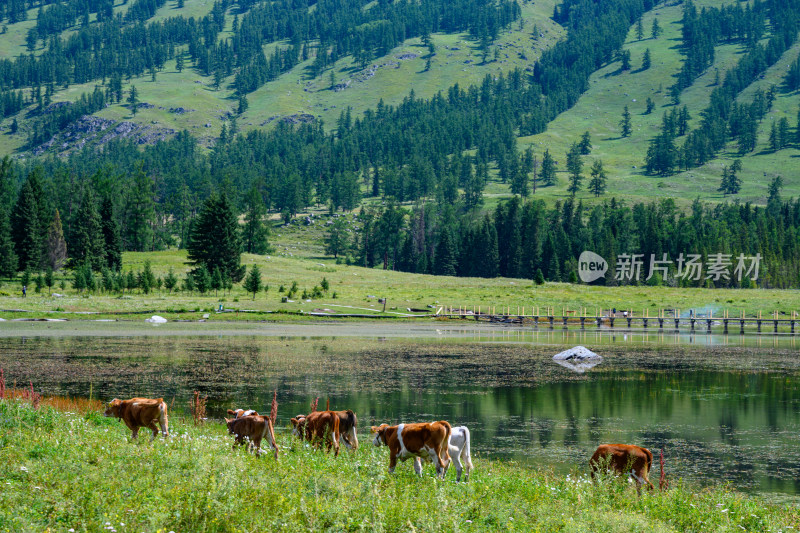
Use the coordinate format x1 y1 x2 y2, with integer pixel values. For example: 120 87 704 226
290 410 341 457
104 397 169 442
371 421 451 478
293 409 358 450
590 444 654 493
446 426 474 482
225 414 279 459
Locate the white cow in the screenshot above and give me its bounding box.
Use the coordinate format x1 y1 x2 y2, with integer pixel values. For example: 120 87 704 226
446 425 473 482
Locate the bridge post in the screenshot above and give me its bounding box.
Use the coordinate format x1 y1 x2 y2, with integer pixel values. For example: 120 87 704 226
548 316 554 329
562 316 568 327
658 318 664 329
706 319 712 332
757 320 762 332
580 317 586 329
792 320 796 334
674 318 680 329
723 319 728 334
533 316 539 327
609 317 615 328
626 317 632 328
740 319 745 334
596 317 602 328
690 319 696 330
643 318 648 328
774 320 779 333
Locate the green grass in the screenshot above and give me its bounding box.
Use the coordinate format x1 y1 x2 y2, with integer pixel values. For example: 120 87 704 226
1 249 800 321
1 398 797 531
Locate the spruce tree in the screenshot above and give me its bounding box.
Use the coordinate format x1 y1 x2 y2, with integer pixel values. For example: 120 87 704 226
211 267 223 296
164 268 178 293
778 118 790 149
244 264 262 299
769 121 779 151
434 228 457 276
241 186 269 254
11 169 46 272
588 160 608 197
72 189 106 271
651 18 661 39
635 18 644 41
620 106 632 137
642 48 651 70
99 196 122 269
124 164 155 251
645 97 655 114
0 157 17 276
325 218 350 258
540 149 556 186
187 193 244 281
127 85 139 115
578 131 592 155
566 143 583 197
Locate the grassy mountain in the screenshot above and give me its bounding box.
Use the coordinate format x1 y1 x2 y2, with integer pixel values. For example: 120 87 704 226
0 0 798 206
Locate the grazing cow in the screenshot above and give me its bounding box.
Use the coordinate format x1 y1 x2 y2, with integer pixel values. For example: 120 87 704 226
446 426 474 482
103 397 169 442
371 421 451 478
290 410 341 457
590 444 654 492
293 409 359 450
227 408 258 419
225 414 279 459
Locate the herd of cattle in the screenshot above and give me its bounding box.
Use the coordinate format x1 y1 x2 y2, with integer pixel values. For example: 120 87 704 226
103 397 653 489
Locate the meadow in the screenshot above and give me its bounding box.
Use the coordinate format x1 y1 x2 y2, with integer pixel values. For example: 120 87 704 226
1 248 799 322
1 397 798 532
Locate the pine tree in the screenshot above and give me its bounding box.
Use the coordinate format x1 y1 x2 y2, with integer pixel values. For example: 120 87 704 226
778 117 790 149
0 156 17 276
241 186 269 254
237 95 249 115
99 196 121 270
635 18 644 41
176 54 184 73
651 18 661 39
588 160 608 197
434 228 457 276
244 264 262 299
620 106 632 137
579 131 592 155
124 164 155 251
769 121 779 151
566 143 584 197
194 264 211 294
127 85 139 115
642 48 651 70
211 267 223 296
645 97 655 114
187 193 244 281
45 209 67 271
139 260 156 294
619 50 631 71
11 169 46 272
164 267 178 293
325 218 350 259
72 189 106 271
540 149 556 186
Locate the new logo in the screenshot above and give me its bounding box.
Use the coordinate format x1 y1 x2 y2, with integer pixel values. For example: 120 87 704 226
578 251 607 283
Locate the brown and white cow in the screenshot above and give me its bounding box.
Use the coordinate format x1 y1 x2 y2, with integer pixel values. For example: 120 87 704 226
225 414 279 459
290 410 341 456
371 421 452 478
293 409 358 450
590 444 654 493
103 397 169 442
227 408 259 419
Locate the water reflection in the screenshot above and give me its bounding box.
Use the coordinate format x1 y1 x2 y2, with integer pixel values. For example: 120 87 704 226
0 334 798 500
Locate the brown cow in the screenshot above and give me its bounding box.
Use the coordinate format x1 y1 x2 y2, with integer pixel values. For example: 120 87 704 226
293 409 358 450
225 414 279 459
290 410 341 457
371 421 451 478
104 397 169 442
590 444 654 493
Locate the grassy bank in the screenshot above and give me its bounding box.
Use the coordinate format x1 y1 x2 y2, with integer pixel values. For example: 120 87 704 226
0 398 797 532
1 251 800 323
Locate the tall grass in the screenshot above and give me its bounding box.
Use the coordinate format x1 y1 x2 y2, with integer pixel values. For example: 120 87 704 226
0 397 797 532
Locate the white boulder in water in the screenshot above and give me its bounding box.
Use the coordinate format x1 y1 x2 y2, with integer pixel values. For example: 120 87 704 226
553 346 602 373
145 315 168 323
553 345 601 361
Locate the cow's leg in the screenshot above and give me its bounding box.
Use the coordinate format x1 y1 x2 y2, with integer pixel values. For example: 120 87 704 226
145 421 159 442
158 409 169 438
388 452 398 474
450 448 463 482
130 426 139 441
413 457 423 476
253 436 262 457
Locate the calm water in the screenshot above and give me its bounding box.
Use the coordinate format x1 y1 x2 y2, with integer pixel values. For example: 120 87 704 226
1 326 798 501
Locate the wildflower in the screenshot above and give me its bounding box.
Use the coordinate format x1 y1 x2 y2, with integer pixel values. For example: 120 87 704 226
20 466 27 472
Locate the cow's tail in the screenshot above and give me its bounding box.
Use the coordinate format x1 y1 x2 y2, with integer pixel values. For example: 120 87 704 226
267 419 279 460
158 398 169 437
462 427 473 470
439 421 452 467
332 415 341 457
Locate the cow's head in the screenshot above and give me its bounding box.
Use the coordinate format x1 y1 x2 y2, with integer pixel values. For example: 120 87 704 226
290 416 306 437
103 399 122 418
371 424 390 447
228 409 258 419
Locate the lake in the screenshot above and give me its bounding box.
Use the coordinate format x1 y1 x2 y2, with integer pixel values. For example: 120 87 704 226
1 322 799 503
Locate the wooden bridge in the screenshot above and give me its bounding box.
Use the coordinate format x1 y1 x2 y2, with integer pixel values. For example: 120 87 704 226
435 306 800 334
